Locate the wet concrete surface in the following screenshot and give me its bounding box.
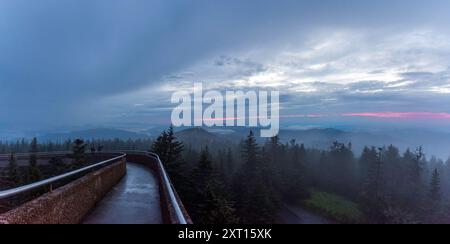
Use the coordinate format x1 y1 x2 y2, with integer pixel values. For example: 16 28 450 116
82 162 163 224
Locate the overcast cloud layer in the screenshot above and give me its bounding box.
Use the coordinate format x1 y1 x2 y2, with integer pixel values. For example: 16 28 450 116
1 0 450 136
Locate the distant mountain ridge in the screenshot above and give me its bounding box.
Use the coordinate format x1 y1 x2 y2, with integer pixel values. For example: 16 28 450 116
176 127 450 159
175 128 232 151
29 126 450 159
38 128 150 142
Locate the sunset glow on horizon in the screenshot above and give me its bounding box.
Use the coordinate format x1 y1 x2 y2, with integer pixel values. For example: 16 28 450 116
199 112 450 123
343 112 450 120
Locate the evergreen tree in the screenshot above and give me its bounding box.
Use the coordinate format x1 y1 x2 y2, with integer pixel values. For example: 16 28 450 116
201 183 239 224
326 141 357 197
7 153 21 185
27 137 42 183
165 125 184 166
49 157 67 175
360 147 386 223
72 139 86 168
151 125 185 187
190 148 238 224
241 131 259 169
430 168 442 203
281 142 309 202
422 168 444 223
358 146 377 186
403 147 425 210
223 148 235 182
382 145 404 204
90 144 96 153
234 131 280 224
193 148 214 187
263 136 283 194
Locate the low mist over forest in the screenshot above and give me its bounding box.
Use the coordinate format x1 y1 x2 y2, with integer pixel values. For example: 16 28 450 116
2 126 450 224
5 126 449 159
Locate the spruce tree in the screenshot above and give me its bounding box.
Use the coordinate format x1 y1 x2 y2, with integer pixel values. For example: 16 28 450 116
284 142 309 201
72 139 86 168
152 126 184 175
90 144 96 153
49 157 67 175
382 145 403 204
361 147 386 223
235 131 280 224
429 168 441 203
241 131 259 169
201 183 239 224
151 126 187 196
27 137 42 183
359 146 377 186
193 148 214 187
166 125 184 171
191 148 238 224
264 136 283 191
327 141 357 197
8 153 21 185
403 147 425 209
223 148 235 183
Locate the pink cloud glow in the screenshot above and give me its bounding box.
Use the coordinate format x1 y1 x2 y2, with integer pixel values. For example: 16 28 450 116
342 112 450 120
201 114 325 122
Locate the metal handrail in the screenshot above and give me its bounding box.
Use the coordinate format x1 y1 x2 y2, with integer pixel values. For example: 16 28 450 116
118 150 188 224
0 153 126 200
147 152 188 224
0 150 188 224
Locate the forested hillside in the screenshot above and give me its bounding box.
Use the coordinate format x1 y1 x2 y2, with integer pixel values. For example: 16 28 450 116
1 127 450 223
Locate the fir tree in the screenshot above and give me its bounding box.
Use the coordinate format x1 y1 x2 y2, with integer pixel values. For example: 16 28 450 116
284 142 309 201
404 147 425 209
90 144 96 153
7 153 21 185
193 148 214 186
235 131 280 224
361 147 386 223
190 148 238 224
49 157 67 175
201 183 239 224
151 125 185 187
429 168 441 203
358 146 377 186
72 139 86 168
326 141 357 197
27 137 42 183
241 131 259 169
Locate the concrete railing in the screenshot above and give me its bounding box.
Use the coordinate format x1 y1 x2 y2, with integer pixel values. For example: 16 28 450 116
0 151 192 224
0 153 126 200
0 153 126 224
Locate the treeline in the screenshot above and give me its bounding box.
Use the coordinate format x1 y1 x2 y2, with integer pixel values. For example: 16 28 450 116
2 129 450 224
152 127 450 224
0 138 154 153
1 138 43 189
0 138 99 212
0 138 123 190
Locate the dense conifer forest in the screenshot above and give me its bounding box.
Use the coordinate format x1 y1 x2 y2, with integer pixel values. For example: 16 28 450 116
1 127 450 224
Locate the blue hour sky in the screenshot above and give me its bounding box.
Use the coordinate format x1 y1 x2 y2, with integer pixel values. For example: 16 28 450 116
1 0 450 136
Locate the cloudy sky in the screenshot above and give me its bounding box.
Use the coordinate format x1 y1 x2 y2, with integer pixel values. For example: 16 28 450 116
1 0 450 136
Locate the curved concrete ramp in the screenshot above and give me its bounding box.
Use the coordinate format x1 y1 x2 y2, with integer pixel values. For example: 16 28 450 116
82 162 163 224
